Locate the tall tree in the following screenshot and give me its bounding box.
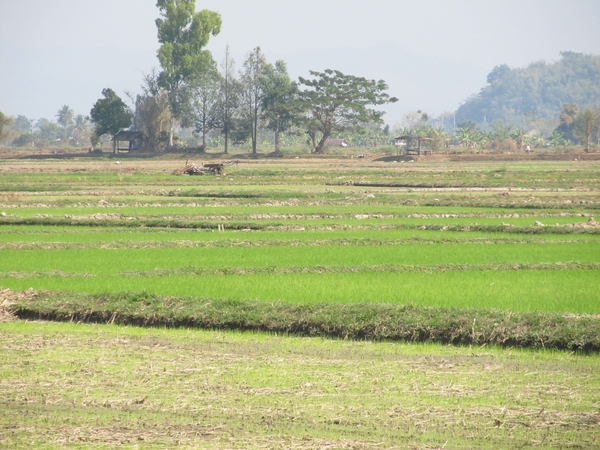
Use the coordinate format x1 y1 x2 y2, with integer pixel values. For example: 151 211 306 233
13 115 33 134
183 60 221 151
56 105 74 128
89 88 133 148
297 69 398 153
155 0 221 147
574 108 599 152
555 103 578 143
0 112 13 144
133 70 172 151
217 46 239 154
260 60 298 153
239 47 268 154
56 105 74 148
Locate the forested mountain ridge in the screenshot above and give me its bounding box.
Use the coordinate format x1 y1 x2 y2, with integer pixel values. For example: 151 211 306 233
455 52 600 125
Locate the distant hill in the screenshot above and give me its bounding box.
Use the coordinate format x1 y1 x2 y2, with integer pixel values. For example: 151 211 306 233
455 52 600 125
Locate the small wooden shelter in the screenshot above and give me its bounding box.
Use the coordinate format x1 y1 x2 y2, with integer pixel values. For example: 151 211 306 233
392 135 433 155
112 131 146 153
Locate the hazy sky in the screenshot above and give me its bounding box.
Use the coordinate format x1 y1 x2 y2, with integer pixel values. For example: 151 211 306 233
1 0 599 125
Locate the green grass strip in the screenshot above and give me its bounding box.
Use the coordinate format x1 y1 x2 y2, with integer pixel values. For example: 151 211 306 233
11 290 600 352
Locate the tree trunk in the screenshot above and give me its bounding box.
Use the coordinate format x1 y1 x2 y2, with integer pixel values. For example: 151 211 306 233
314 132 330 154
251 104 258 154
168 117 175 148
224 128 229 154
274 127 281 153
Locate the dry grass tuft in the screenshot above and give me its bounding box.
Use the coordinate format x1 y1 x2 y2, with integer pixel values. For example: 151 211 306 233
0 288 37 322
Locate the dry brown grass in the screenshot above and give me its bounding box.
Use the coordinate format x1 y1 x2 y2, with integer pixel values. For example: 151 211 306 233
0 288 37 322
1 321 599 449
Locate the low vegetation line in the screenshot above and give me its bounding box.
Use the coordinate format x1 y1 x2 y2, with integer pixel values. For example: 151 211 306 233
2 217 599 235
0 237 596 251
118 261 600 277
8 290 600 352
2 262 598 279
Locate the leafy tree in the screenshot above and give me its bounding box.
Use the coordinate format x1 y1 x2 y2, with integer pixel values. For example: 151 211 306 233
297 69 397 153
574 108 599 152
34 118 62 146
260 60 298 153
133 70 172 151
89 88 133 147
402 110 429 132
555 103 579 143
490 120 513 140
0 112 14 144
13 115 33 134
71 114 92 147
12 133 37 147
155 0 221 146
239 47 268 154
216 46 239 154
183 60 221 151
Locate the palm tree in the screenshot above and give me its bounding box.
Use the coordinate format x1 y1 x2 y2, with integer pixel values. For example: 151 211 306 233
56 105 74 148
56 105 74 128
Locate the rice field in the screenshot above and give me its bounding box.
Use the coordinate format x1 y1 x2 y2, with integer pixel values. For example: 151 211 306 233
2 157 599 313
1 154 600 448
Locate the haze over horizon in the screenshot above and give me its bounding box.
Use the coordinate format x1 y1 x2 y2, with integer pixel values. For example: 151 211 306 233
1 0 599 126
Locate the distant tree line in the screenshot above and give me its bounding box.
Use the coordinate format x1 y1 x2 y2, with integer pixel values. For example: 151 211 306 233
92 0 398 154
2 2 599 154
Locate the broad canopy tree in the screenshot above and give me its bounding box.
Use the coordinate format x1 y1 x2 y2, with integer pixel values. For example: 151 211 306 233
297 69 397 153
89 88 133 148
155 0 221 147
